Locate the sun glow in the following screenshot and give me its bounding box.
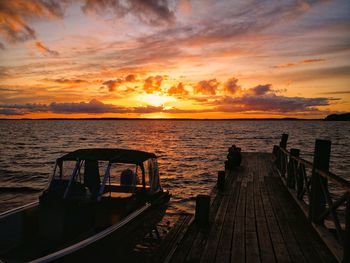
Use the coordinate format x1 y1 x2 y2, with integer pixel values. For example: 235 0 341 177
139 93 176 107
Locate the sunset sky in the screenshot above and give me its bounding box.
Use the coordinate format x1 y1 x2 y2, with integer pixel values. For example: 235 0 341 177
0 0 349 119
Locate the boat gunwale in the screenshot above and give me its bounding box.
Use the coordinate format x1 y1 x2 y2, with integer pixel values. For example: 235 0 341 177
0 201 39 219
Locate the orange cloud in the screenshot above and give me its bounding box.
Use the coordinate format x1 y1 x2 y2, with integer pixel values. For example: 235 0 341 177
35 41 59 56
143 75 163 93
167 82 188 96
194 79 219 95
302 59 325 64
273 58 325 69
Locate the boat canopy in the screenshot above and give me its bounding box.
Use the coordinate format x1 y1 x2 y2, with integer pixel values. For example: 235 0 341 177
57 148 156 164
49 148 162 199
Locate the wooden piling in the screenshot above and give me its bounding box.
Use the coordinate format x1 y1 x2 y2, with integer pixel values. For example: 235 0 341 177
309 139 331 224
287 148 300 189
217 171 225 191
195 194 210 227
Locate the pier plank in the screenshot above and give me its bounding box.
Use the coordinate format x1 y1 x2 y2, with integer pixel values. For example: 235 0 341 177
215 181 241 263
245 182 260 263
230 187 246 263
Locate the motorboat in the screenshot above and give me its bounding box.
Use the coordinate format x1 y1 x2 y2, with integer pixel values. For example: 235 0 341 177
0 148 170 262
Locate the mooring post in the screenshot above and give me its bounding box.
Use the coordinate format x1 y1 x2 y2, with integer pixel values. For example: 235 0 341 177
217 171 225 191
195 194 210 228
287 148 300 189
343 194 350 263
309 139 331 224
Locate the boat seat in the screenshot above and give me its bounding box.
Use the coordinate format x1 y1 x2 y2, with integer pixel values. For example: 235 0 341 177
101 192 134 199
104 184 150 193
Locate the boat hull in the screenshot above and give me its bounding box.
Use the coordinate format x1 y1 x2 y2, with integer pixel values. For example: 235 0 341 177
0 191 170 263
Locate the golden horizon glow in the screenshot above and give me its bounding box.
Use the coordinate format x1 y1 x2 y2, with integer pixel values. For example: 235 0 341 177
137 93 177 107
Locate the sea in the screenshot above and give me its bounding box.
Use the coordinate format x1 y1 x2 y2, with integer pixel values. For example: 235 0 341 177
1 119 349 216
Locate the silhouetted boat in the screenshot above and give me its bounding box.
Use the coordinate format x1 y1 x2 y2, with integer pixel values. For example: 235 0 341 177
0 148 170 262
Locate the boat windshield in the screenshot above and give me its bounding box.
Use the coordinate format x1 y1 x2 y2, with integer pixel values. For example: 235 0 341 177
49 158 161 200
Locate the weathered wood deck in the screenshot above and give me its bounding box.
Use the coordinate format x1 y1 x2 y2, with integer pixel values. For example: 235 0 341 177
156 152 337 263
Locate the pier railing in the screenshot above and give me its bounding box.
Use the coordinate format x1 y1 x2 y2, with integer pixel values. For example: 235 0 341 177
273 134 350 263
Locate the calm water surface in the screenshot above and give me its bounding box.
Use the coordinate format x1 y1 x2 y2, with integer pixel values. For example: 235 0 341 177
0 120 349 215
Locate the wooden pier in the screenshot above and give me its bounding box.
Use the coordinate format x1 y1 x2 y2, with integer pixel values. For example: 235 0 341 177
155 136 350 263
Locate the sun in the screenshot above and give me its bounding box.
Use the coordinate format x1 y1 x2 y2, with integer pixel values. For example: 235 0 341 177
139 93 176 107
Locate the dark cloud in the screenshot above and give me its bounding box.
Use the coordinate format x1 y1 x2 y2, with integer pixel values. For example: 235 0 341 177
133 105 163 113
211 94 335 113
143 75 163 93
44 78 88 84
0 99 166 115
82 0 175 26
249 84 273 96
0 102 48 115
0 108 25 115
102 79 123 92
224 77 241 95
49 99 128 114
0 0 65 43
167 82 188 96
102 75 138 92
125 74 137 82
194 79 219 95
35 41 59 56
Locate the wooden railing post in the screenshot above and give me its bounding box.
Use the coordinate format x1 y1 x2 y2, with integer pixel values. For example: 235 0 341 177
280 133 288 149
195 194 210 228
309 139 331 224
296 163 305 200
343 194 350 263
217 171 225 191
273 145 278 156
287 148 299 189
279 134 288 177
